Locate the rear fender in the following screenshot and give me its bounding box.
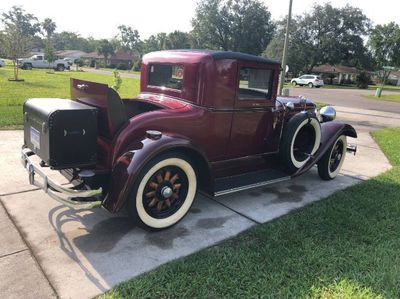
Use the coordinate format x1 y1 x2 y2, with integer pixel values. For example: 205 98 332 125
102 133 212 212
293 121 357 177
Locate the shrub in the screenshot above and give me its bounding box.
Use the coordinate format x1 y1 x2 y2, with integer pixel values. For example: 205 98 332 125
355 71 370 89
116 63 128 70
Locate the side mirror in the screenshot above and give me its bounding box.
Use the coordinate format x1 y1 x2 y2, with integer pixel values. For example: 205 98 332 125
319 106 336 122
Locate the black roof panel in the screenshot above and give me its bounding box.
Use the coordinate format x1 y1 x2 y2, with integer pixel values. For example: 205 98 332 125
165 49 280 65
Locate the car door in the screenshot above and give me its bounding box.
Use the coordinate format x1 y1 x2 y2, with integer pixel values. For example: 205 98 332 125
298 75 307 85
227 62 279 158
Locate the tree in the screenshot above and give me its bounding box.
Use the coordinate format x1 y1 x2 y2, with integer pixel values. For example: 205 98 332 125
97 39 114 67
368 22 400 68
165 31 191 49
142 33 167 54
42 18 56 40
265 4 371 75
192 0 275 55
1 6 40 81
117 25 141 55
53 31 98 52
42 18 57 72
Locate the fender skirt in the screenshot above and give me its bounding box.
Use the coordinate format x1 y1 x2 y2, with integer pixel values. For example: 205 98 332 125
292 121 357 178
102 134 211 213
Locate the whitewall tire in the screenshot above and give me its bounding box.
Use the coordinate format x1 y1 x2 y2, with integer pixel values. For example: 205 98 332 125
318 135 347 180
280 113 321 173
129 154 197 230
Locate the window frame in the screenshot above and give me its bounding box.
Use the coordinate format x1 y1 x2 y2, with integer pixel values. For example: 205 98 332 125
235 62 276 108
147 63 185 92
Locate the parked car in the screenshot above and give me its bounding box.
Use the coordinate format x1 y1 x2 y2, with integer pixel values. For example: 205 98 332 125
18 54 70 71
291 75 324 88
0 58 5 67
21 50 356 230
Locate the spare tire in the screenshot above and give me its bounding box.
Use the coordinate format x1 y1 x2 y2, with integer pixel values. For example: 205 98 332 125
280 112 321 173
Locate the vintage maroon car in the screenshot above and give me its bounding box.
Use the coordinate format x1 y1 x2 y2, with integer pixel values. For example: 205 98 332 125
21 50 357 230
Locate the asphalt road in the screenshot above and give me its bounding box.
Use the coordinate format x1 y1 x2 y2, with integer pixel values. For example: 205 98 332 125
290 87 400 114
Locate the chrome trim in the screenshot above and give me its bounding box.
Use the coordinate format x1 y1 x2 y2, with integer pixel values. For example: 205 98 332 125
214 176 290 197
21 148 103 209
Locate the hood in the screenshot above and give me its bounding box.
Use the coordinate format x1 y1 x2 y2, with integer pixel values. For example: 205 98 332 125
276 95 316 111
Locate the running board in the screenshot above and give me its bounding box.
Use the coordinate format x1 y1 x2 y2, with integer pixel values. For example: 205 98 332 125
214 169 290 197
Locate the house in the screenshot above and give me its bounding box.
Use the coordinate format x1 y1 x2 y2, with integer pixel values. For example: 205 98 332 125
80 52 104 67
109 49 138 69
388 71 400 86
311 64 359 84
81 49 138 69
55 50 88 62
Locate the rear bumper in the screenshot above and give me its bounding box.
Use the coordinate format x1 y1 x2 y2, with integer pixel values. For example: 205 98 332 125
21 147 103 209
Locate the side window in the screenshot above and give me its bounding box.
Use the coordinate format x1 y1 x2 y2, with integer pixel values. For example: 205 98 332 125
238 67 274 100
148 64 184 90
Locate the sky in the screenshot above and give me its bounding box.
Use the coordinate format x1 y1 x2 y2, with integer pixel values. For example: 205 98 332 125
1 0 399 39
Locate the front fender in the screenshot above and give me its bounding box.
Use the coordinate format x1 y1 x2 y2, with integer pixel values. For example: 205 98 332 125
293 121 357 177
103 133 211 213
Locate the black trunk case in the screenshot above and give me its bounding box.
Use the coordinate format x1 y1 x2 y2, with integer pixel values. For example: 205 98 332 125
23 98 98 169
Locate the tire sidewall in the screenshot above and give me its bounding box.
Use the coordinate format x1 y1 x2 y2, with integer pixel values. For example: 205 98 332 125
130 154 197 230
289 116 321 169
327 135 347 178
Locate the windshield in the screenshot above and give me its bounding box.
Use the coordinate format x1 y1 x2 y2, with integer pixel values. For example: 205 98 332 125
148 64 184 90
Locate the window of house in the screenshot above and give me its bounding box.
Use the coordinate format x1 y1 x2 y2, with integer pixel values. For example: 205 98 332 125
238 67 274 100
148 64 184 90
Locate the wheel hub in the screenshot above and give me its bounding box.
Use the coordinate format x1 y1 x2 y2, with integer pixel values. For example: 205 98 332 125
161 186 173 199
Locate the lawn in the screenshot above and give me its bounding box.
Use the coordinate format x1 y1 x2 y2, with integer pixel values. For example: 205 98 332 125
285 83 400 91
364 93 400 104
0 65 140 129
101 128 400 299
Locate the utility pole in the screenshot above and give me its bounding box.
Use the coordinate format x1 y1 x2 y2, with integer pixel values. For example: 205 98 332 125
279 0 293 96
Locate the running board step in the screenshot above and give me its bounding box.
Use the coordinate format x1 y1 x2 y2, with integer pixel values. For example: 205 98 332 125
214 169 290 197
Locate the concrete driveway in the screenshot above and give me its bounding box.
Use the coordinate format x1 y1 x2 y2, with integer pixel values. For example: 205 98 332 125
0 105 397 299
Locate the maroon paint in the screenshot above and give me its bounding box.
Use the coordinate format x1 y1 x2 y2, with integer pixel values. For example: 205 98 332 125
69 51 356 213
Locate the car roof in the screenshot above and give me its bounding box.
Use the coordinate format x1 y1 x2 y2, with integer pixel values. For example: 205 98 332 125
144 49 280 65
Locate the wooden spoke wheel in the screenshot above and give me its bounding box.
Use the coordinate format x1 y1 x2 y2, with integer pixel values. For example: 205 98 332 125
128 154 197 230
142 166 189 219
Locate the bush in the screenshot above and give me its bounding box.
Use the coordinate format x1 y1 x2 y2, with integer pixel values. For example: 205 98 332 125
132 61 141 72
116 63 128 70
355 71 370 89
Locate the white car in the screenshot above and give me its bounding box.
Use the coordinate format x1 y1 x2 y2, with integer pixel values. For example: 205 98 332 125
0 58 5 67
291 75 324 88
18 54 70 71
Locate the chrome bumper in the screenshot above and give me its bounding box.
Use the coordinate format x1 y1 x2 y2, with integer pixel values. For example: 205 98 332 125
21 148 103 209
347 144 357 155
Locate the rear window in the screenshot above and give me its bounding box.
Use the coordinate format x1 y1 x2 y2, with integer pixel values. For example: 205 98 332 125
238 67 274 100
148 64 184 90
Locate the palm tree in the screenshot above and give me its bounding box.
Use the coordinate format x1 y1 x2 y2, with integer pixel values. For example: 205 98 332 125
42 18 56 40
42 18 56 72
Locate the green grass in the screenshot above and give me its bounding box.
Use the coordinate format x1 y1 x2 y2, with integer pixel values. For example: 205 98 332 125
0 65 140 128
101 128 400 299
364 93 400 103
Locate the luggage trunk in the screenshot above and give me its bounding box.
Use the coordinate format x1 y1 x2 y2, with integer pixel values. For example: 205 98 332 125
23 98 98 169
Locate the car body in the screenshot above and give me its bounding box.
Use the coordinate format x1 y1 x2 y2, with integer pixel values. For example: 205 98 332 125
21 50 356 230
0 58 5 67
291 74 324 88
18 54 70 71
